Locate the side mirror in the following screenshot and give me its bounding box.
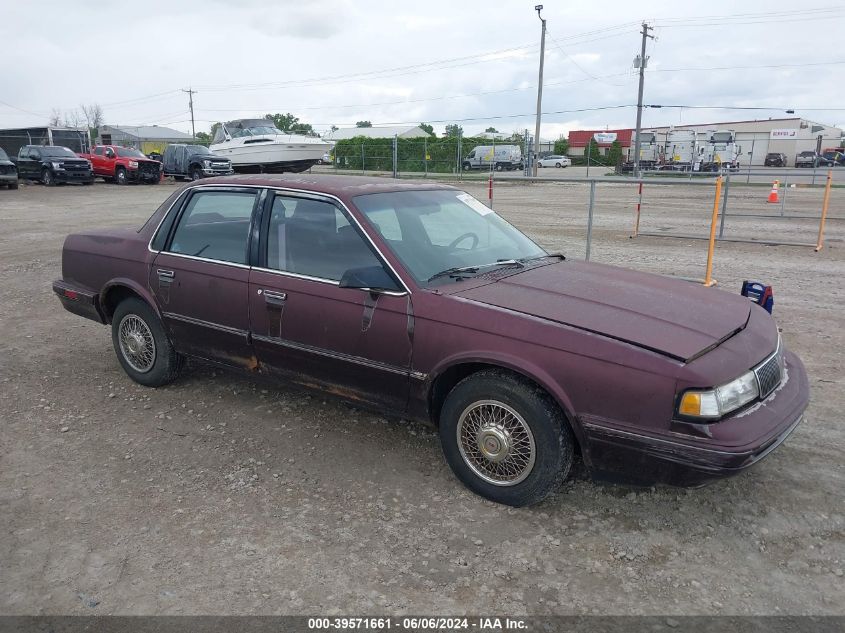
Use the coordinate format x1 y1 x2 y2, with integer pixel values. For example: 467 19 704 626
339 265 401 293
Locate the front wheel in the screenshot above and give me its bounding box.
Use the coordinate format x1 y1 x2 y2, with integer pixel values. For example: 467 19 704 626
190 166 203 181
495 163 504 172
41 168 55 186
115 167 127 185
9 181 18 190
111 297 182 387
439 370 574 506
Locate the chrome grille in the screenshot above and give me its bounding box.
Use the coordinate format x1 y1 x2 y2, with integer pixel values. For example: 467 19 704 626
754 347 782 399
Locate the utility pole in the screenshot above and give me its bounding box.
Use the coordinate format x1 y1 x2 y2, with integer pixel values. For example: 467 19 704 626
182 88 197 139
632 22 653 178
532 5 546 177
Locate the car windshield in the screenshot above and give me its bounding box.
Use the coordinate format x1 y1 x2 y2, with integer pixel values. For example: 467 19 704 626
354 189 547 285
117 147 146 158
231 125 280 138
799 152 815 157
188 145 212 155
40 147 77 158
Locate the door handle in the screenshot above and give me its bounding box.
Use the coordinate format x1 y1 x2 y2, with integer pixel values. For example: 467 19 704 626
262 289 287 306
157 269 175 282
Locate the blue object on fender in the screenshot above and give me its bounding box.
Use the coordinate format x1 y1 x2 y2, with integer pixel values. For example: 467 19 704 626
741 281 774 314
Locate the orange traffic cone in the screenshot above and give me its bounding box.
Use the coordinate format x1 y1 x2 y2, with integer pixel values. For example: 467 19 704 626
767 180 780 203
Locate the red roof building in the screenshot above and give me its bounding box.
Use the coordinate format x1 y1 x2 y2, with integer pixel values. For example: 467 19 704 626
567 129 633 156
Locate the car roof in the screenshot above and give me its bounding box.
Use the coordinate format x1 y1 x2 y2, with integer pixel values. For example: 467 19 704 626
193 174 461 196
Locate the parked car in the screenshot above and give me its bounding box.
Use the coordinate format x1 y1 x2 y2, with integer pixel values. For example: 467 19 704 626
821 148 845 166
53 176 809 506
795 151 833 168
764 153 787 167
162 144 233 180
462 145 523 171
0 148 18 189
537 155 571 168
17 145 93 186
78 145 160 184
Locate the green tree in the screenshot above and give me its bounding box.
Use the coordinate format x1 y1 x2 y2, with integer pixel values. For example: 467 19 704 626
290 122 315 136
553 137 570 155
485 126 499 133
607 139 623 166
419 122 435 136
444 123 463 138
265 113 299 131
356 121 372 128
586 138 602 163
195 131 211 143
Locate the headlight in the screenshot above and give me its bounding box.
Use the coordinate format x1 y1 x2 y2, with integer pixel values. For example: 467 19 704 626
51 162 62 169
128 160 139 168
678 371 759 420
203 159 211 167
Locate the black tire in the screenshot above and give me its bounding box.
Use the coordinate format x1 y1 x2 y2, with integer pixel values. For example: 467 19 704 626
462 162 472 171
439 370 574 507
495 163 504 172
555 162 561 168
41 168 55 186
111 297 182 387
115 167 127 185
9 181 18 190
190 166 203 181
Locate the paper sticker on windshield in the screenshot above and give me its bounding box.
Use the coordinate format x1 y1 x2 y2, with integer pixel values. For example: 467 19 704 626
457 193 493 216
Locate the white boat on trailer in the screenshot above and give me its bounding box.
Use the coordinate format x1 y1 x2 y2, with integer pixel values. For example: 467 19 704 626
210 119 331 173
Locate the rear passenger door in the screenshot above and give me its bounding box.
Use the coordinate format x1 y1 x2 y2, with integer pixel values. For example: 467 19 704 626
150 187 262 369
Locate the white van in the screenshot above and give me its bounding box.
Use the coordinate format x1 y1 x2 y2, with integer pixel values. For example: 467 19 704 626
462 145 523 171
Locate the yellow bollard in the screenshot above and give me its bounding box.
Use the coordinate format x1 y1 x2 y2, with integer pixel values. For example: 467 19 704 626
703 176 723 287
815 170 833 252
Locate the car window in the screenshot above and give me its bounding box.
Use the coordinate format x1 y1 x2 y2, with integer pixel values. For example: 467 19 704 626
94 147 104 156
266 195 381 281
168 191 257 264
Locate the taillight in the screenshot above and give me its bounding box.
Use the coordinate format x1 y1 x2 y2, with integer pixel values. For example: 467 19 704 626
63 289 78 301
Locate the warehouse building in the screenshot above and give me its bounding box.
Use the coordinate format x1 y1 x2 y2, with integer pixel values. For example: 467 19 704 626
567 117 842 167
648 117 842 167
97 125 193 154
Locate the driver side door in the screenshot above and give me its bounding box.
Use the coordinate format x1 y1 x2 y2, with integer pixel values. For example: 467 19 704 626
249 191 413 411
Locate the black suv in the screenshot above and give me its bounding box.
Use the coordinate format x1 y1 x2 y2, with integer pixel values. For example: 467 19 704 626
764 152 787 167
0 148 18 189
17 145 93 185
162 144 233 180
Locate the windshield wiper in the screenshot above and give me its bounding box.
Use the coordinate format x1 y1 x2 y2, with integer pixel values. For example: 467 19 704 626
427 259 524 283
519 252 565 263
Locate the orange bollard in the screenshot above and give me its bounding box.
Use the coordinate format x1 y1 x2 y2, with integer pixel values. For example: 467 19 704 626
703 176 723 287
815 170 833 252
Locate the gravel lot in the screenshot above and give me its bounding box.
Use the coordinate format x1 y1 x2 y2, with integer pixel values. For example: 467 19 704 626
1 176 843 616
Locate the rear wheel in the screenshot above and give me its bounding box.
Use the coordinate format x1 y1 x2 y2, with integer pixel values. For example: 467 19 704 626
115 167 127 185
555 162 561 168
41 168 55 186
111 297 182 387
439 370 574 506
495 163 504 172
9 181 18 190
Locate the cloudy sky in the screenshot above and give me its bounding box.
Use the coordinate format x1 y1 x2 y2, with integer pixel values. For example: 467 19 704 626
2 1 843 139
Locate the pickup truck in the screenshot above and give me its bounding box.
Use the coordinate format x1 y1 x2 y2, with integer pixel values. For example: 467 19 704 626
78 145 161 184
161 144 233 180
17 145 94 185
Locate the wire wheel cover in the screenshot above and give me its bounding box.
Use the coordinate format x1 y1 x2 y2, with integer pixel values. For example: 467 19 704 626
457 400 536 486
118 314 156 373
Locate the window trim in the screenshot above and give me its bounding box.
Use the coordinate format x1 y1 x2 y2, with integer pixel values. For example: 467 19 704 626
149 183 411 296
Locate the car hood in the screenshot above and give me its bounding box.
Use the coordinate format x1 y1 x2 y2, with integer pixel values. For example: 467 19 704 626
452 260 750 361
189 152 230 162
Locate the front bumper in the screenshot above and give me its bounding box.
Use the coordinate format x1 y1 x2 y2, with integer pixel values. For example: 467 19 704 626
53 170 94 184
202 168 235 176
581 350 810 487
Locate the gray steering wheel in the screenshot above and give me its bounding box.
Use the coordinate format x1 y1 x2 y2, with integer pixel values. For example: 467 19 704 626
448 232 479 251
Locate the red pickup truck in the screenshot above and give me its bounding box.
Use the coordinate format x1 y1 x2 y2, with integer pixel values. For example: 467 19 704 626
77 145 161 185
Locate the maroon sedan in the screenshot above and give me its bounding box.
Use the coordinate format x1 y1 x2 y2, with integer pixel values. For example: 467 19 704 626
53 175 809 506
